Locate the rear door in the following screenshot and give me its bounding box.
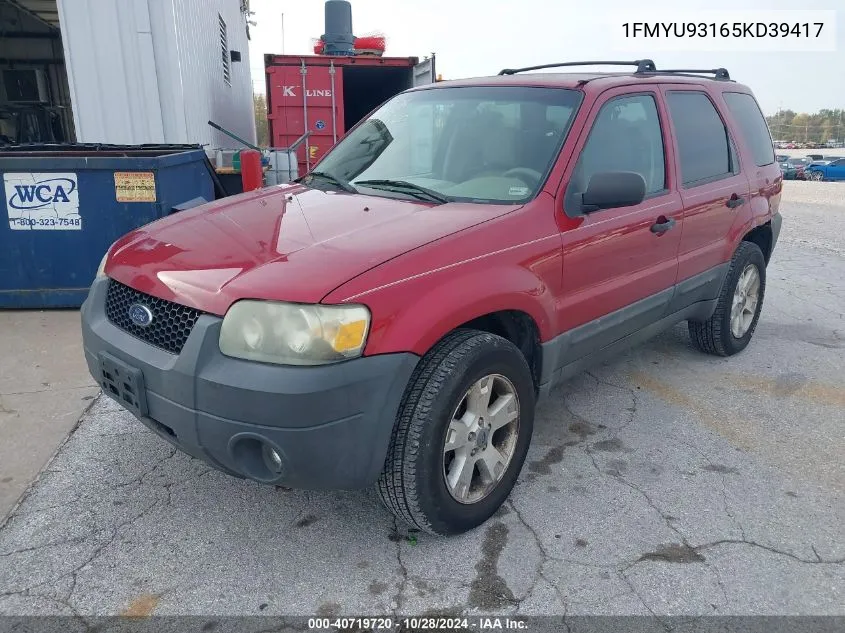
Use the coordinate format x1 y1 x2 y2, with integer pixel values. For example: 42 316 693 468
661 87 751 283
555 87 683 360
721 90 781 230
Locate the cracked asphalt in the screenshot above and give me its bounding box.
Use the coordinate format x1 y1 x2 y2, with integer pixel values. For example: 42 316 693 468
1 182 843 618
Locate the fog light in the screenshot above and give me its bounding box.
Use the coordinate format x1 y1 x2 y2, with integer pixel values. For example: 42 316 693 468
263 444 283 474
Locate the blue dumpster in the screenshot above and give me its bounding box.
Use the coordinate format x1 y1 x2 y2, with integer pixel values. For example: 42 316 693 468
0 144 216 308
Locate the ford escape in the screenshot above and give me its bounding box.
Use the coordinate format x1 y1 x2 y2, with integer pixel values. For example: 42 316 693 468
82 59 782 535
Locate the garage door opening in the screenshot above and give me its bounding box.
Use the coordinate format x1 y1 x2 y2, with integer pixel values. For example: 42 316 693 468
0 0 74 144
341 65 414 131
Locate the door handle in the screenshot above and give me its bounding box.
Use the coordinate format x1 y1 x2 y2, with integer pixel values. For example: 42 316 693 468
726 194 745 209
650 216 676 234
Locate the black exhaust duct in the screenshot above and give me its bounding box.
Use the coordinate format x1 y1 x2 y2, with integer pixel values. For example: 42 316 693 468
321 1 354 56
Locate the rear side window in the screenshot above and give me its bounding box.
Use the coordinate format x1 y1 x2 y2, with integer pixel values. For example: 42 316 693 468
666 92 733 186
723 92 775 167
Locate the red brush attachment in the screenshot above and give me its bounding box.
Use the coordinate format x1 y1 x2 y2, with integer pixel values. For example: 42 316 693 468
313 35 386 55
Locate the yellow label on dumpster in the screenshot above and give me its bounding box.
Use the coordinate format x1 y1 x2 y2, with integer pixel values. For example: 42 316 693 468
114 172 156 203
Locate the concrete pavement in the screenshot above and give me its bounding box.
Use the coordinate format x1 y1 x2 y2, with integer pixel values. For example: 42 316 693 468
0 310 98 520
0 182 843 617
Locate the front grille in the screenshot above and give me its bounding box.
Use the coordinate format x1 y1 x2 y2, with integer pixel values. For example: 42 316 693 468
105 280 203 355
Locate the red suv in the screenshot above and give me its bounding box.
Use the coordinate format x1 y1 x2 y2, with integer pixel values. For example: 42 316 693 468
82 60 782 536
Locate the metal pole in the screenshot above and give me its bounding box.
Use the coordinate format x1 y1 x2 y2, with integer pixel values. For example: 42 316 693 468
301 60 310 172
330 60 338 143
207 120 261 151
281 13 285 54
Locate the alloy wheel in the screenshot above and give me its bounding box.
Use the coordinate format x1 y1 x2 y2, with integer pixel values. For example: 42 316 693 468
443 374 520 504
730 264 761 338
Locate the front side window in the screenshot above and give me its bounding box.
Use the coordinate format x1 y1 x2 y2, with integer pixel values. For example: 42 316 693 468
666 92 733 186
565 93 666 212
312 86 582 204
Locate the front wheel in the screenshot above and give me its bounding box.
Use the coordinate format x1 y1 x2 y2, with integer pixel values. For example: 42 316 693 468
811 170 824 181
688 241 766 357
377 330 535 535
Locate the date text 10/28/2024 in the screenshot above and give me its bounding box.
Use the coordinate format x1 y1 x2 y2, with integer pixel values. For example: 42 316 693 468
308 617 529 631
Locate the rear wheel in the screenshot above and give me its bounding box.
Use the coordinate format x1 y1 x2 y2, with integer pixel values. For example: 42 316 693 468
688 241 766 357
377 330 535 535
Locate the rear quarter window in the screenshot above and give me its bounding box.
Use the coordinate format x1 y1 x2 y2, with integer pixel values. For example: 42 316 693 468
723 92 775 167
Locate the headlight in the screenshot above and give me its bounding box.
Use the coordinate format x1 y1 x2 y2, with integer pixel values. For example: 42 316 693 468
219 301 371 366
95 252 108 279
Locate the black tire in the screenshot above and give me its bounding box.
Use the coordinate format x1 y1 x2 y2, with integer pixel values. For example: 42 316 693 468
688 241 766 357
377 329 535 536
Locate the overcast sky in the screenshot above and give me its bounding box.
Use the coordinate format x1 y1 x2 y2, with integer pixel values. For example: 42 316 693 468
247 0 843 116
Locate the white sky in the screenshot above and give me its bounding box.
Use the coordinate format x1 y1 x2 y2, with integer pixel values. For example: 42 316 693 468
246 0 844 115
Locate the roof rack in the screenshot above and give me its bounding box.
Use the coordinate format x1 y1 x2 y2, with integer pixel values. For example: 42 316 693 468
498 60 657 75
651 68 731 80
497 60 731 81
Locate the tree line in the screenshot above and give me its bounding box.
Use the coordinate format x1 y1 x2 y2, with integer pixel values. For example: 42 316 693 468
766 109 845 143
254 93 269 147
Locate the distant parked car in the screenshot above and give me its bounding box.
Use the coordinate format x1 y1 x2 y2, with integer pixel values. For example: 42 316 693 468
806 158 845 181
806 154 824 161
777 156 796 179
786 157 809 179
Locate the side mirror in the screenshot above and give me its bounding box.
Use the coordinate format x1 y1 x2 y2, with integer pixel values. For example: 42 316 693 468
581 171 646 213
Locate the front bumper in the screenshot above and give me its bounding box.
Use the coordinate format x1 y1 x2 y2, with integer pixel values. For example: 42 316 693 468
81 278 419 489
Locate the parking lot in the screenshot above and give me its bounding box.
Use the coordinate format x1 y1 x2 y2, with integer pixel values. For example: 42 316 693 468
0 181 843 618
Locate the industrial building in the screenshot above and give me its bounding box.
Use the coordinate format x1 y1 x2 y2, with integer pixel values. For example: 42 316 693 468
0 0 437 310
0 0 256 148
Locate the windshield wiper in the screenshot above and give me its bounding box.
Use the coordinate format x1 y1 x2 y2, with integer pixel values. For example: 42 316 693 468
300 171 358 194
354 179 451 204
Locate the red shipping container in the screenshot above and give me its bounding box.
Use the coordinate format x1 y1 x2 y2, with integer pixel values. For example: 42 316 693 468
265 54 436 176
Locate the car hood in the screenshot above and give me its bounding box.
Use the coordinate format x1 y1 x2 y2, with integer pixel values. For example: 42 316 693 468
106 185 517 315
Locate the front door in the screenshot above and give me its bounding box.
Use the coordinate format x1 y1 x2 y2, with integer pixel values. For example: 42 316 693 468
555 87 683 363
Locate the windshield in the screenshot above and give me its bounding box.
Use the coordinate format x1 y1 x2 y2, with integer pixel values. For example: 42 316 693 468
311 86 582 204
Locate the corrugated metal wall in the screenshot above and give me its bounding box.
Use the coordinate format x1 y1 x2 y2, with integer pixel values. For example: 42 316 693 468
56 0 255 148
56 0 164 144
163 0 256 148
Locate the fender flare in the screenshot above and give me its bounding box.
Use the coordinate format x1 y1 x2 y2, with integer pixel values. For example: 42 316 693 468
359 264 557 357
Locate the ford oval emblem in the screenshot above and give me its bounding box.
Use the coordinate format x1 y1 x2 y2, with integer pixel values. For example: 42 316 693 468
128 303 154 328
